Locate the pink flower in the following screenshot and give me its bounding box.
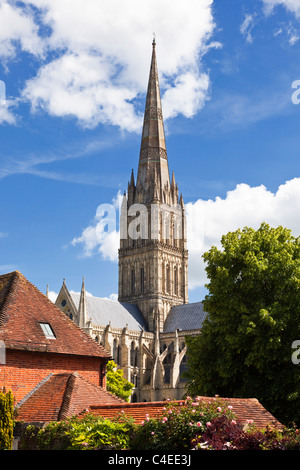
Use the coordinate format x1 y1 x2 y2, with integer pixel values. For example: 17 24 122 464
206 422 212 427
141 421 144 426
168 410 172 414
162 417 168 422
196 422 202 427
246 419 253 424
151 432 155 435
231 420 237 425
227 405 233 410
217 407 222 412
191 409 196 414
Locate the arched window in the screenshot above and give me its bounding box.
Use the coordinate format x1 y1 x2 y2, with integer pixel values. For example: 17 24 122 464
113 339 117 362
113 339 121 365
166 266 170 293
130 341 138 367
174 267 178 296
140 266 145 294
131 268 135 295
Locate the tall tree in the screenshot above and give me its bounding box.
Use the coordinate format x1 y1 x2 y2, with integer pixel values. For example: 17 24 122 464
106 360 134 402
186 223 300 426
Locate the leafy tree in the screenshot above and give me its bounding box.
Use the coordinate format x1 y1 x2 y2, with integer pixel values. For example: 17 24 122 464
106 360 134 402
185 223 300 427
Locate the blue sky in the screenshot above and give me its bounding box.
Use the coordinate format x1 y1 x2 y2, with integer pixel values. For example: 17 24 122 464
1 0 300 304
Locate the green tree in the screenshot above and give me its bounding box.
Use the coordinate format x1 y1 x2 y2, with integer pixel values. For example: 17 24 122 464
0 390 14 450
185 223 300 427
106 360 134 402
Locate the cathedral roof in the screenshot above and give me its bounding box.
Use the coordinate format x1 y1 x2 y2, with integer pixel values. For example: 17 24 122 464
0 271 110 358
70 292 149 331
163 302 207 333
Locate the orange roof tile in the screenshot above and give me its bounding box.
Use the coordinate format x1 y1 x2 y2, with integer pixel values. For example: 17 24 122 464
16 372 125 422
0 271 110 358
86 397 283 429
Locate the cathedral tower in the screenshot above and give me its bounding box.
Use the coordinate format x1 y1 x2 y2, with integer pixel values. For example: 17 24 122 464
118 40 188 332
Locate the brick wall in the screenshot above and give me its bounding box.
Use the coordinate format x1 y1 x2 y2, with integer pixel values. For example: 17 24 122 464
0 349 107 404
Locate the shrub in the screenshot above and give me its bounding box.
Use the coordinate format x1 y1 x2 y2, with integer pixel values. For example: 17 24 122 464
130 396 235 450
0 390 14 450
192 416 300 450
19 412 134 450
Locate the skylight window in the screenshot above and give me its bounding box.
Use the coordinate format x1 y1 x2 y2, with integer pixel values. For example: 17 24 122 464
40 322 56 339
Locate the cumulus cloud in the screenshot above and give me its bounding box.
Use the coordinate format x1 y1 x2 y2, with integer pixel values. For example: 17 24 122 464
71 178 300 292
0 1 44 59
1 0 217 130
186 177 300 289
71 192 122 262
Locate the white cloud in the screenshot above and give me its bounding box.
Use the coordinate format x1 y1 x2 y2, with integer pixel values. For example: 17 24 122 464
240 13 257 43
47 290 58 303
0 98 18 125
2 0 217 130
71 178 300 292
263 0 300 18
186 177 300 289
162 71 210 120
0 1 43 59
71 192 122 262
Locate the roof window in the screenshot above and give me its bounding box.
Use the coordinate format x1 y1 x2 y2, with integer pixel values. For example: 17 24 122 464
40 322 56 339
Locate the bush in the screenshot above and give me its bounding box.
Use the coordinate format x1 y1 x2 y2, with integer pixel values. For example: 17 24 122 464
19 412 134 450
18 397 300 451
130 396 236 450
192 416 300 450
0 390 14 450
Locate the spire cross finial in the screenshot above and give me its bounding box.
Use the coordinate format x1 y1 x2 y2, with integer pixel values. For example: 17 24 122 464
152 32 156 44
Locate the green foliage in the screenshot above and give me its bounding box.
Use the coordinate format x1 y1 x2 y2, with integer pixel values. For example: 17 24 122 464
20 413 134 450
185 223 300 427
0 390 14 450
19 398 300 451
129 396 235 450
106 360 134 402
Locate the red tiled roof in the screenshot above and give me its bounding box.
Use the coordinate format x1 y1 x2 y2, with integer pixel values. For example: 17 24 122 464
0 271 110 358
85 397 283 429
16 372 125 422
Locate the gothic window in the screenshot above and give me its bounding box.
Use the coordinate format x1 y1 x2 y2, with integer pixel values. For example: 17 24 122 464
163 351 172 384
166 266 170 294
180 353 188 382
130 341 138 367
113 339 121 365
140 266 145 294
162 263 166 293
131 268 135 295
113 339 117 362
174 267 178 296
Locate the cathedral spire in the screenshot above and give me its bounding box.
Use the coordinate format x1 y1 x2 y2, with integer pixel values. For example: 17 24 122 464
136 39 170 202
78 276 88 328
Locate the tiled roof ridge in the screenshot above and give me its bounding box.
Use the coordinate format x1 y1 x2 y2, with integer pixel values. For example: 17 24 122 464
72 371 126 405
0 271 19 327
15 373 54 408
4 271 111 358
58 372 77 421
